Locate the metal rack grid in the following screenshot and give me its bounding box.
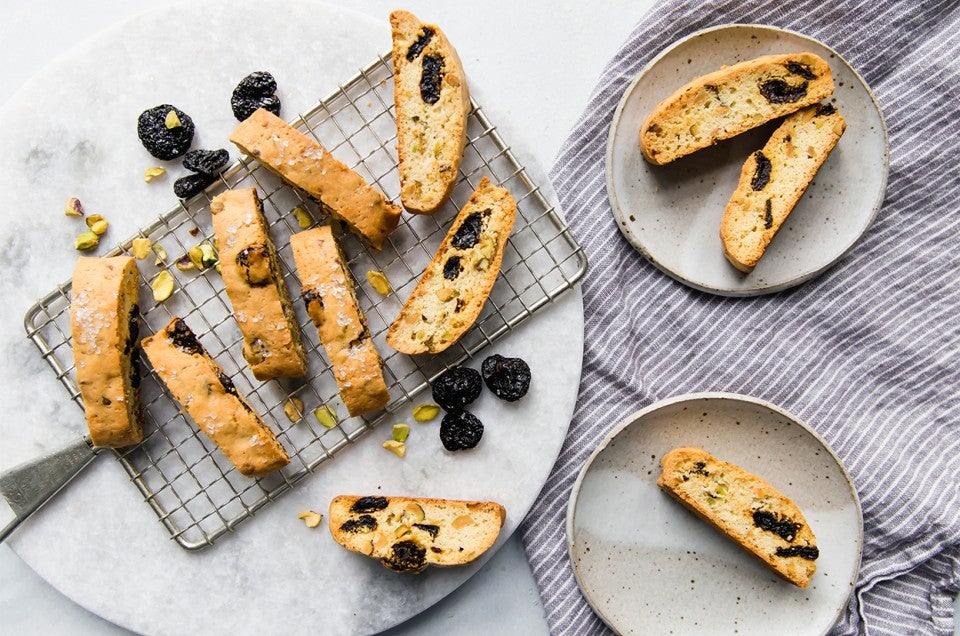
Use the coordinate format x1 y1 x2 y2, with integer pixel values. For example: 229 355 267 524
23 52 586 550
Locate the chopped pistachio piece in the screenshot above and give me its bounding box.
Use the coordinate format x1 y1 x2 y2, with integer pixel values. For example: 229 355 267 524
86 214 108 235
284 397 304 423
291 205 312 229
74 231 99 251
313 404 338 429
143 167 166 183
151 270 175 302
131 238 152 260
175 255 195 271
198 242 218 268
64 197 85 217
382 440 406 458
412 404 440 422
153 244 168 261
214 262 222 274
366 270 391 295
164 110 181 129
297 511 323 528
392 423 410 442
188 245 204 269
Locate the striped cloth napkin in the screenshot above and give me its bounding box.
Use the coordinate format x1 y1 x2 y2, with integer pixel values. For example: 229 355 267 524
520 0 960 634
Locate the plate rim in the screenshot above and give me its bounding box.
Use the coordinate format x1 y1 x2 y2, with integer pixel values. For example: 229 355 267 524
565 391 864 635
604 23 890 296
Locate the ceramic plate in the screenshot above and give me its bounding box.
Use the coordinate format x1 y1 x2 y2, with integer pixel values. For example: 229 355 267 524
566 393 862 635
606 25 888 295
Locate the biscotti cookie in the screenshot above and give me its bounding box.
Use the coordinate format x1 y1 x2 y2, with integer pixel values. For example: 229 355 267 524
390 10 470 214
229 108 402 249
657 447 819 587
141 317 289 477
70 256 143 448
210 188 307 380
386 177 516 354
721 103 846 272
328 495 505 573
289 227 390 416
640 53 835 165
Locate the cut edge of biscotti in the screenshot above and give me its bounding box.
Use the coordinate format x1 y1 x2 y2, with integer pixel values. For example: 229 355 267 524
211 188 308 379
657 447 819 588
640 52 835 165
289 226 391 416
390 9 470 214
328 495 506 573
720 102 846 272
386 176 516 355
141 316 290 477
229 108 402 249
70 255 143 448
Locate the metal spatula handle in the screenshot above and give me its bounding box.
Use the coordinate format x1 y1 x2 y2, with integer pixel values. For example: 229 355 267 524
0 437 100 542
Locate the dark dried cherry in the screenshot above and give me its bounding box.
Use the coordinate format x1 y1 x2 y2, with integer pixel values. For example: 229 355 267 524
183 148 230 176
443 255 462 280
173 172 216 199
382 540 427 572
751 151 771 191
451 211 485 249
231 71 281 121
785 61 816 80
775 545 819 560
406 27 435 61
758 79 808 104
168 318 204 356
481 354 531 402
137 104 195 160
752 510 801 542
340 515 377 533
350 496 389 513
419 54 444 104
431 366 482 412
439 410 484 451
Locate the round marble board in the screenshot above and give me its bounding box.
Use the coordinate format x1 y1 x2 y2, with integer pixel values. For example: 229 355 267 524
0 1 584 634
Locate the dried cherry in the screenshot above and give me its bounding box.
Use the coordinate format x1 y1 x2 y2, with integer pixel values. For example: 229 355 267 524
184 148 230 176
137 104 195 160
173 172 216 199
419 54 444 104
231 71 281 121
431 366 482 412
439 410 484 451
481 354 531 402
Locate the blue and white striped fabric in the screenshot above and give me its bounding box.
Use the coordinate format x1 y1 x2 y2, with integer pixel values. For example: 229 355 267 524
520 1 960 633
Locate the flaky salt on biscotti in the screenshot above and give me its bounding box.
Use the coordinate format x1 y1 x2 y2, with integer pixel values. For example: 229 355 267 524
211 188 307 379
386 177 516 354
721 103 846 272
640 53 835 165
328 495 505 573
658 447 819 587
70 256 143 448
141 317 289 477
390 10 470 214
289 227 390 416
229 108 402 249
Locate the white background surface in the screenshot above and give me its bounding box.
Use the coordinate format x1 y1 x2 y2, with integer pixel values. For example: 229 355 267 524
0 2 956 635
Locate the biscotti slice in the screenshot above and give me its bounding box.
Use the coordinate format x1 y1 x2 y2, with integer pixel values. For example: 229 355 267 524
230 108 402 249
289 227 390 416
328 495 506 573
70 256 143 448
390 10 470 214
640 53 835 165
386 177 516 354
721 103 846 272
211 188 307 380
657 447 819 587
141 317 289 477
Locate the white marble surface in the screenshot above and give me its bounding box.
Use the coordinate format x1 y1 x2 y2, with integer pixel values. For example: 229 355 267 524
1 2 956 635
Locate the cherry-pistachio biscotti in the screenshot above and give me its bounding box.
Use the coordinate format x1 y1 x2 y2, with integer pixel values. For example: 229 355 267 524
210 188 306 380
70 256 143 448
390 9 470 214
386 177 516 354
289 227 390 416
141 317 289 477
640 53 835 165
721 103 846 272
329 495 505 573
658 447 819 587
229 108 402 249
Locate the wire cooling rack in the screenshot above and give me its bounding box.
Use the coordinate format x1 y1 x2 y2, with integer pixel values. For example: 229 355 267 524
23 53 586 550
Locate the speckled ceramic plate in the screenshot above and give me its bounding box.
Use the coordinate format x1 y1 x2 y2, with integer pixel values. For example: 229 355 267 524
606 25 888 295
566 393 862 635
